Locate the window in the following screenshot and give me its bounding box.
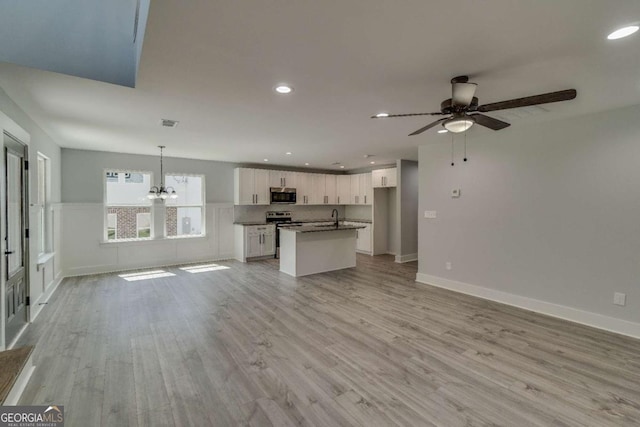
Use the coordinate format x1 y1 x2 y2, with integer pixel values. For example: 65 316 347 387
107 213 117 240
136 212 151 238
104 170 153 241
164 174 205 237
37 154 50 255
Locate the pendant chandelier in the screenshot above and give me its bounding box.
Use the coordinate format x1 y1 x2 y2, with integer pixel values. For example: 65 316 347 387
147 145 177 200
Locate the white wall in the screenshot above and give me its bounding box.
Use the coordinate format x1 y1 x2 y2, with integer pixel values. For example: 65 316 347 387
62 149 238 275
0 86 62 349
417 104 640 338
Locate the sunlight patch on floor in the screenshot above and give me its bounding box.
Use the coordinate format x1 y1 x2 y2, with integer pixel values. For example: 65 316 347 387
179 263 231 274
118 270 176 281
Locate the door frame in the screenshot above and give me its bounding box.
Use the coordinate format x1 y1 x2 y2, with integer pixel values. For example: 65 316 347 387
0 111 31 351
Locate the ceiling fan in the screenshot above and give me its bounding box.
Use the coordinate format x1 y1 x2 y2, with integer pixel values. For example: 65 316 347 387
372 76 577 135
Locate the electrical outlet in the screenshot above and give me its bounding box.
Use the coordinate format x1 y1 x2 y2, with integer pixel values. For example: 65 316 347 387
613 292 626 306
445 262 452 271
424 210 437 219
451 188 461 198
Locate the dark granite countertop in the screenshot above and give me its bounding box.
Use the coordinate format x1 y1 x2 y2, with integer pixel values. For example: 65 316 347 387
234 218 371 225
280 224 366 233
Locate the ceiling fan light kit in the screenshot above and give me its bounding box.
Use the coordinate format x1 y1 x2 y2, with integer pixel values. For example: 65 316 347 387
443 116 474 133
372 75 577 136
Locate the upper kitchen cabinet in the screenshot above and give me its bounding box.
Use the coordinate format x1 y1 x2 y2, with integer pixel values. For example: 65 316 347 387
336 175 351 205
372 167 397 188
324 174 337 204
234 168 270 205
349 173 372 205
295 172 312 205
269 170 296 188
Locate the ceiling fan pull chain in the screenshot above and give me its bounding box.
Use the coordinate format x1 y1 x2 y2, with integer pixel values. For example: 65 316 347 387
464 131 468 162
451 134 455 166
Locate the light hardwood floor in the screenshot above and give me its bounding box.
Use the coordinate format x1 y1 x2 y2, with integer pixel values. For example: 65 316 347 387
15 255 640 426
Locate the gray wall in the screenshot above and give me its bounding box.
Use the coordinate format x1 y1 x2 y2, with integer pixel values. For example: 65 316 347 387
398 160 418 256
62 148 238 203
418 104 640 324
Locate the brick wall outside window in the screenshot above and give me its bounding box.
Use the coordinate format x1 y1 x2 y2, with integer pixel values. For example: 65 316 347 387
166 207 178 237
107 207 151 239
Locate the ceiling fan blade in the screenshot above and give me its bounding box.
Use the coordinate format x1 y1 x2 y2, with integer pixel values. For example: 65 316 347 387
371 112 444 119
477 89 577 112
409 118 448 136
452 82 477 107
469 113 511 130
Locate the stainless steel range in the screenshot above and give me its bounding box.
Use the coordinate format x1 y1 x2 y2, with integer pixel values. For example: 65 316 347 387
266 211 302 259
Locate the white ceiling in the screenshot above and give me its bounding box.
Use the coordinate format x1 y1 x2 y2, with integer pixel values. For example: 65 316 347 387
1 0 639 170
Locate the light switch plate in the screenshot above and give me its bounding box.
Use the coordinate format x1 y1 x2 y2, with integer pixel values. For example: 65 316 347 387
424 210 437 219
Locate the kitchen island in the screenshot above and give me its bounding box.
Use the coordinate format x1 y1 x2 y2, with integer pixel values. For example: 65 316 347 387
279 224 365 277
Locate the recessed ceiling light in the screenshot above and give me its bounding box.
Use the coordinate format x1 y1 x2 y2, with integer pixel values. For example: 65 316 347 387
607 25 639 40
263 158 269 162
340 165 345 169
275 84 293 94
370 161 376 164
437 129 449 134
375 113 389 118
286 152 292 155
304 162 309 166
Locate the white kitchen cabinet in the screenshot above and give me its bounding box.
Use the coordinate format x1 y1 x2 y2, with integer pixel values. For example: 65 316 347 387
344 221 372 253
234 168 270 205
348 173 372 205
337 175 351 205
234 224 276 261
372 167 397 188
269 170 296 188
324 175 337 204
296 172 312 205
361 173 372 205
310 174 326 204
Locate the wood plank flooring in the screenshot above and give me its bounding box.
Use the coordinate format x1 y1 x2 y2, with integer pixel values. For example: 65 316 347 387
14 255 640 426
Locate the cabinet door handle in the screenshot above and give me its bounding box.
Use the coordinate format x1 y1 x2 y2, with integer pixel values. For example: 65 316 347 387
337 196 340 204
364 195 367 204
283 177 286 187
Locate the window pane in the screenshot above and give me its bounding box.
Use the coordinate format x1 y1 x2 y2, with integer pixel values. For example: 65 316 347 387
164 175 202 206
38 157 46 205
106 207 151 240
106 171 152 206
137 212 151 238
166 207 203 237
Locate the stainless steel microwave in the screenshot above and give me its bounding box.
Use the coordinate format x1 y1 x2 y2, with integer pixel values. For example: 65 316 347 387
270 187 297 204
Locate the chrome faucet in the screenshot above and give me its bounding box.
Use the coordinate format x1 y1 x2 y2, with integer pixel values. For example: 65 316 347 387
331 209 339 228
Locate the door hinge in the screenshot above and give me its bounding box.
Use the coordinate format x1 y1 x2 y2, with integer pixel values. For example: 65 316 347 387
24 160 29 170
25 229 29 239
26 296 30 306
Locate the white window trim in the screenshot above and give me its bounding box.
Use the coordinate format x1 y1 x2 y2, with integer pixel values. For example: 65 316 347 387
164 173 206 239
103 169 154 242
36 152 51 256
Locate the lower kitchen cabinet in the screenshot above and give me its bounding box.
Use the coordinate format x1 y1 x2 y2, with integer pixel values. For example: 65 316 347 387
344 221 372 254
234 224 276 262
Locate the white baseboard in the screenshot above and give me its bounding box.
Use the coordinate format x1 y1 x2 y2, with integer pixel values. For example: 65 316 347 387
62 255 235 278
3 352 35 405
415 273 640 340
30 273 64 322
395 253 417 263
